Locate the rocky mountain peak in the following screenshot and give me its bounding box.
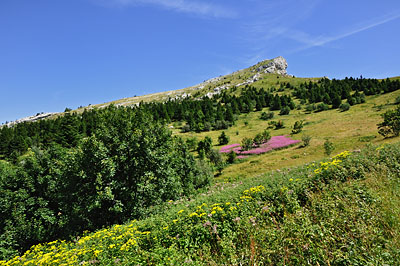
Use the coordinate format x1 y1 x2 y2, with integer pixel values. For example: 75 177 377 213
256 56 288 75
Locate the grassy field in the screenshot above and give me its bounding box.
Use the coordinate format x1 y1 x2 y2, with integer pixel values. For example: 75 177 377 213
176 88 400 182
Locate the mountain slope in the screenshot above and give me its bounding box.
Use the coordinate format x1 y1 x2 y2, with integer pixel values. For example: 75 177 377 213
82 56 319 109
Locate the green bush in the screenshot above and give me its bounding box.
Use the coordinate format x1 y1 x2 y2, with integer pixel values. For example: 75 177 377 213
378 105 400 137
260 111 274 120
291 120 304 134
227 150 237 164
302 134 312 147
279 106 290 115
395 96 400 104
185 137 198 150
305 104 316 112
218 131 229 145
241 137 253 151
316 103 330 112
268 120 285 130
339 102 350 112
324 139 334 155
197 136 213 155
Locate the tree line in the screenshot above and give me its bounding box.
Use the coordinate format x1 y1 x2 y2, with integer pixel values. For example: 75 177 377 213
292 77 400 107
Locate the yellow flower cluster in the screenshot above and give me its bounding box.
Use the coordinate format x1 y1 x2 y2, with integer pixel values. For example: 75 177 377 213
313 151 351 174
332 150 351 159
375 144 386 151
243 185 265 195
1 185 267 265
1 220 146 266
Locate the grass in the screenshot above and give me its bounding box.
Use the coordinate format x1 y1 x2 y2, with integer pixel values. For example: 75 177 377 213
175 88 400 181
2 142 400 265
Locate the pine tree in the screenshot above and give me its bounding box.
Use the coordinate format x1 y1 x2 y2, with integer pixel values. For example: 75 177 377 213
218 131 229 145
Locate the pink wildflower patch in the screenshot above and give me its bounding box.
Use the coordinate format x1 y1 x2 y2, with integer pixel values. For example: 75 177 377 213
220 143 241 153
220 136 300 156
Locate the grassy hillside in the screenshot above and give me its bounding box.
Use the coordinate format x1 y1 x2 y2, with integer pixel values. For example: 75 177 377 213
2 142 399 265
176 88 400 181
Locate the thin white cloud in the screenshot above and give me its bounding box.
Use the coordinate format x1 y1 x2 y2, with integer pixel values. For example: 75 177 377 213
241 0 321 41
238 0 321 65
288 12 400 52
100 0 237 18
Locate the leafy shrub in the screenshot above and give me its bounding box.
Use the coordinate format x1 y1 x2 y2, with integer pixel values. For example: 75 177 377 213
253 133 264 147
226 150 237 164
207 149 223 167
339 103 350 112
291 120 304 134
181 124 191 133
316 103 329 112
214 120 230 130
185 137 198 151
260 111 274 120
305 104 316 112
253 130 270 147
395 96 400 104
197 136 213 155
203 122 212 131
378 105 400 137
279 106 290 115
241 137 253 151
324 139 334 155
218 131 229 146
301 134 312 147
268 120 285 130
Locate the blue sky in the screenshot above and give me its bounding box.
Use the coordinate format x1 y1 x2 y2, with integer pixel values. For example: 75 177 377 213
1 0 400 123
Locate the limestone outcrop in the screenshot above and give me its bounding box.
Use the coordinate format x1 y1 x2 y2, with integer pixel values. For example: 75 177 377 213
256 56 288 75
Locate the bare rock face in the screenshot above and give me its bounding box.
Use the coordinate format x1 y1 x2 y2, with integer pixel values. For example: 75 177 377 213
257 56 288 75
4 112 57 127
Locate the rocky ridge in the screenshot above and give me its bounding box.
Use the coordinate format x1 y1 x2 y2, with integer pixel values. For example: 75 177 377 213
3 112 58 127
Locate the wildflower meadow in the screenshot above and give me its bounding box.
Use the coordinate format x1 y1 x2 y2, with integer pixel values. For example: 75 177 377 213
2 142 400 265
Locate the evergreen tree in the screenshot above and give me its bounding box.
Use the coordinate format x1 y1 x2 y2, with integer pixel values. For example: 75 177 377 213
332 93 343 109
218 131 229 145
